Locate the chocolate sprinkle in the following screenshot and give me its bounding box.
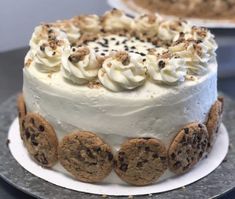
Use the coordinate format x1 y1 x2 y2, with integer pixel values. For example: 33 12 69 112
158 60 166 69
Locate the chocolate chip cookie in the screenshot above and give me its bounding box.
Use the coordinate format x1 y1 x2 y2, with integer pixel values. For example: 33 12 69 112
206 97 224 150
114 138 168 186
58 131 114 183
23 113 58 167
168 123 209 174
17 94 27 140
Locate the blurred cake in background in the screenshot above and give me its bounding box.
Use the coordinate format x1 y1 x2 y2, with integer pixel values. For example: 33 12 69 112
124 0 235 20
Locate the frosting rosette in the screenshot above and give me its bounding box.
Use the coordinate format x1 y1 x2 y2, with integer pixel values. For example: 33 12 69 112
73 15 101 33
169 39 215 75
33 39 68 73
25 9 218 92
134 14 161 38
98 52 147 92
54 20 80 43
146 53 187 84
158 20 191 42
62 46 100 84
29 24 68 49
191 27 218 57
102 9 133 32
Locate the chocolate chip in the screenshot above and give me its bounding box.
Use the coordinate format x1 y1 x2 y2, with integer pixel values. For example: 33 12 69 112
174 161 181 168
158 60 165 69
120 163 128 172
103 38 108 45
90 162 97 165
111 37 115 41
145 146 150 151
192 136 197 145
38 125 44 132
86 148 94 158
34 153 48 165
199 151 203 158
152 153 159 158
143 159 148 163
22 120 25 130
108 152 113 161
30 118 35 125
31 134 38 146
140 53 146 56
180 135 186 143
207 143 211 148
142 137 151 140
184 128 189 134
183 164 190 171
197 39 203 44
119 151 125 156
40 45 45 52
118 156 124 162
137 162 143 167
198 123 203 128
48 29 53 34
25 128 30 139
95 147 101 153
171 153 176 159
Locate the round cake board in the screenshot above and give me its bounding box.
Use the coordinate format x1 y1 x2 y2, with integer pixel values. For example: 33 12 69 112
108 0 235 29
8 117 229 196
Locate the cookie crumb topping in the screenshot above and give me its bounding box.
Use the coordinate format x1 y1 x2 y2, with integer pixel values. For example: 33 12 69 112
68 46 90 63
25 9 217 92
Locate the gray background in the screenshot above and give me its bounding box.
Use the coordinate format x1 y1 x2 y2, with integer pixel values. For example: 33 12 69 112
0 0 110 52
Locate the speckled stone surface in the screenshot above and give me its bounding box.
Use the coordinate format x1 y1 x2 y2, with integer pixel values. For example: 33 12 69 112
0 94 234 199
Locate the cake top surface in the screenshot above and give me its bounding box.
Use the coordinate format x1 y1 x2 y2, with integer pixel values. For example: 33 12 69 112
24 9 218 92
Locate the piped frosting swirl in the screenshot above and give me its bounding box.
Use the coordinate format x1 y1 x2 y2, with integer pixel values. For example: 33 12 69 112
62 46 100 84
25 9 218 92
98 52 147 92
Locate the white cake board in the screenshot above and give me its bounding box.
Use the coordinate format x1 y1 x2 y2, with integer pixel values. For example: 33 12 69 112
108 0 235 29
8 118 229 196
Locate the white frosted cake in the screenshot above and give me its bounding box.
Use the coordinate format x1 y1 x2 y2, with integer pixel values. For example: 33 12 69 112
17 9 224 186
124 0 235 20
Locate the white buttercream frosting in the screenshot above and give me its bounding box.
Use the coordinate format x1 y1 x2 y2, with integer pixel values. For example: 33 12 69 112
26 10 218 92
23 60 217 149
29 24 68 49
134 14 161 37
170 29 217 75
158 20 191 42
33 39 68 73
73 15 101 33
54 20 80 43
102 9 133 32
86 34 156 57
146 54 187 84
22 10 219 184
62 46 100 84
98 52 147 92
